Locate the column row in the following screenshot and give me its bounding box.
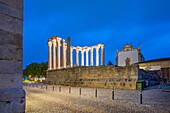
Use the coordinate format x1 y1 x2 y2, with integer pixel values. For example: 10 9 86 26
48 37 67 70
74 44 105 66
48 37 105 70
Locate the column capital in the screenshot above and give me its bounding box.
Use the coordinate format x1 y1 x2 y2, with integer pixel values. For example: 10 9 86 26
70 46 74 52
84 47 90 52
48 41 52 46
101 44 105 48
62 39 65 42
57 37 62 43
76 48 79 52
72 46 76 50
51 36 56 40
52 38 57 43
52 39 57 46
95 46 100 50
90 47 94 51
76 46 82 50
81 49 85 53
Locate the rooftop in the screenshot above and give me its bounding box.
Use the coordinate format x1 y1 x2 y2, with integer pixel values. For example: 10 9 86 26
138 57 170 64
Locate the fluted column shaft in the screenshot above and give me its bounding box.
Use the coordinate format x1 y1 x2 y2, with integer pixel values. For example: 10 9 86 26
90 48 93 66
96 47 99 66
52 39 57 69
57 39 61 69
76 49 79 66
67 37 71 67
86 50 89 66
101 45 105 65
62 40 66 68
70 47 73 67
48 41 52 70
81 50 84 66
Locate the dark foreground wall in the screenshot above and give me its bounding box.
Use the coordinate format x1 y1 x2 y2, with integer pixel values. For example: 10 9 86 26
0 0 25 112
45 65 139 90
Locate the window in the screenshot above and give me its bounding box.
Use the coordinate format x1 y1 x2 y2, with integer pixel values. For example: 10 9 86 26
125 57 130 66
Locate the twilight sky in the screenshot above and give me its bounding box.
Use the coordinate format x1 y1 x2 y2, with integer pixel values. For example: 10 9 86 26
23 0 170 69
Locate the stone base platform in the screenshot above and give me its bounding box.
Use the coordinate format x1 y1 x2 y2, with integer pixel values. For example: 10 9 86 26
45 65 139 90
0 89 25 113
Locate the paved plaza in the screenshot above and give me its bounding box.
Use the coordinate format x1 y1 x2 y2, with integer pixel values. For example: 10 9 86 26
24 84 170 113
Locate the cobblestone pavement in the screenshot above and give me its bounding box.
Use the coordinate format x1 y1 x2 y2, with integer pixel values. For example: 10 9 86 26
24 84 170 113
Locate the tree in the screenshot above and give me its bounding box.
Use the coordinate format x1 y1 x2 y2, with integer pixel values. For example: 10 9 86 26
107 61 113 66
23 62 48 78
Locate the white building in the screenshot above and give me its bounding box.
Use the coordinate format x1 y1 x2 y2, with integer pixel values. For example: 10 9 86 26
116 44 145 66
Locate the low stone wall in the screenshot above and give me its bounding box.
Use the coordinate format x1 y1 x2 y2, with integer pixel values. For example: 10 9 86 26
45 65 138 90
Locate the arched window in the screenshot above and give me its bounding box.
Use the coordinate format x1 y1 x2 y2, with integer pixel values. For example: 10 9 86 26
125 57 131 66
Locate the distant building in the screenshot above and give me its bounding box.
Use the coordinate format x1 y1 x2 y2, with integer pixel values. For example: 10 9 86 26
116 44 145 66
138 58 170 82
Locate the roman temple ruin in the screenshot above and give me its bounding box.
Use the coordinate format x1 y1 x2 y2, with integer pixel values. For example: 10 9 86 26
46 36 139 90
47 36 105 70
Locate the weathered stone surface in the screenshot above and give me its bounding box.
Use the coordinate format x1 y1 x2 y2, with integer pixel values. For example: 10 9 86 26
0 13 22 34
0 0 24 112
0 0 23 10
14 18 23 34
0 60 22 74
45 65 139 90
0 45 17 60
0 12 14 33
0 2 23 19
0 29 22 60
0 89 25 113
0 73 22 89
16 48 22 61
0 29 22 47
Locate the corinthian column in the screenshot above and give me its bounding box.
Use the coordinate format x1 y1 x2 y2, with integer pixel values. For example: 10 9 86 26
101 44 105 65
96 46 99 66
57 38 61 69
81 49 85 66
48 40 52 70
70 47 73 67
90 47 93 66
67 37 71 67
52 38 57 69
76 48 79 66
86 49 89 66
62 39 66 68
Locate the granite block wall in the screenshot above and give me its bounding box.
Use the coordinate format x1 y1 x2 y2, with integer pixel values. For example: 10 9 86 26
45 65 139 90
0 0 25 112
